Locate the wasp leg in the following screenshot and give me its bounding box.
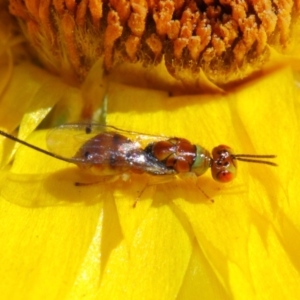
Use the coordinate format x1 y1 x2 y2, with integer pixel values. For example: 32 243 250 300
196 182 214 203
74 175 119 186
133 175 176 208
75 182 95 186
178 173 214 203
133 184 149 208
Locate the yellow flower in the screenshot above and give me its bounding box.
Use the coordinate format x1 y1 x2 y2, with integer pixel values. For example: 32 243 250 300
1 1 300 300
1 65 300 299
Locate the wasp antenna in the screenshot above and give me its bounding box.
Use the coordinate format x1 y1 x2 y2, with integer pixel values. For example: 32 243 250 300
234 154 277 159
0 129 74 164
234 157 277 167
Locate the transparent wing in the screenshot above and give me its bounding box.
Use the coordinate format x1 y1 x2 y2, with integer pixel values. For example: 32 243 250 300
46 123 166 157
46 124 175 175
47 123 107 158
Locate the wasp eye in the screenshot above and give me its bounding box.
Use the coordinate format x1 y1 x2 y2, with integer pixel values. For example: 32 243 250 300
211 145 237 183
214 170 234 183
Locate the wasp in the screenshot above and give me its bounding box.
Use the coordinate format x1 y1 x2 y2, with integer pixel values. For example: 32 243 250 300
0 124 277 184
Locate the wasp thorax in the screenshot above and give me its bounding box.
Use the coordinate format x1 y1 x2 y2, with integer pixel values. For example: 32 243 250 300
211 145 237 183
191 145 211 176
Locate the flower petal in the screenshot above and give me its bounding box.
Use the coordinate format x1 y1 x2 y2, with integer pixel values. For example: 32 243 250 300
0 62 299 299
0 62 81 168
0 195 103 299
97 188 194 299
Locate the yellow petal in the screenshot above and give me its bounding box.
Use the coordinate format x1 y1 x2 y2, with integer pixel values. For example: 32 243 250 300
0 63 299 300
97 190 194 299
0 193 103 299
0 61 88 168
